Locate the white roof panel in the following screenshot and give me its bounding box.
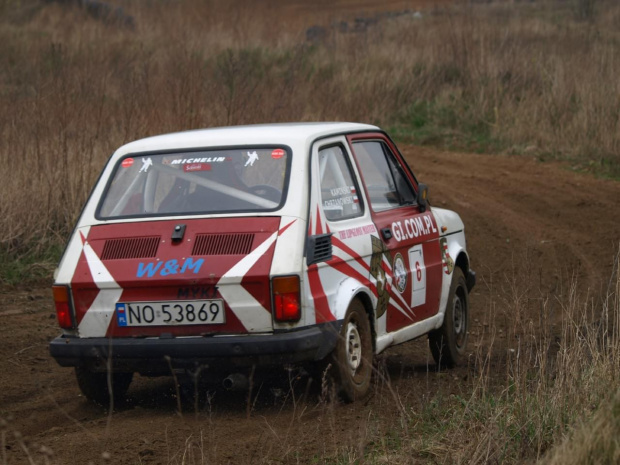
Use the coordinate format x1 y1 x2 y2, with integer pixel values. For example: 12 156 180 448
116 122 379 156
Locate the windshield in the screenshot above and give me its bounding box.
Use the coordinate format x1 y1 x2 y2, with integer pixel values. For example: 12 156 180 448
97 147 289 219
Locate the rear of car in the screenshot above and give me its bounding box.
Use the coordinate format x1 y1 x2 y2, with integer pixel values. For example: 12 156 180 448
49 126 360 403
49 122 474 405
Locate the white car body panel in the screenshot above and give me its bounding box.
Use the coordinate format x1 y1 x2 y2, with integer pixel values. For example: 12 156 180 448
50 122 473 371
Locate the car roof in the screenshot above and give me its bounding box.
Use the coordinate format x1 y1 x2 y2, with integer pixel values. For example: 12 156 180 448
115 122 380 156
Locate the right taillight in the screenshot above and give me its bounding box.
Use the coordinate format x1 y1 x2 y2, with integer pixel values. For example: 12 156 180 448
272 276 301 322
52 285 74 329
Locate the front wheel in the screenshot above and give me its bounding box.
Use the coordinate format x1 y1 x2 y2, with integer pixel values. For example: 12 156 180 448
75 367 133 406
429 267 469 368
328 299 373 402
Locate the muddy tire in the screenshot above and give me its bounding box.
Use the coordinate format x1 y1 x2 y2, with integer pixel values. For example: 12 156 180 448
75 367 133 406
328 299 373 402
429 267 469 368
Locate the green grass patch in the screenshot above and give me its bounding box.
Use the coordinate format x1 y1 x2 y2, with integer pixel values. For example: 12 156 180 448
389 99 507 155
0 243 63 287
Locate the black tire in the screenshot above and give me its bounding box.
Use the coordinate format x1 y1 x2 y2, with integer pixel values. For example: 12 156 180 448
328 299 373 402
429 267 469 368
75 367 133 406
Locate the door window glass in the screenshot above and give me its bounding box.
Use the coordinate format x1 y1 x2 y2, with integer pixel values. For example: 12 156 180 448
318 145 363 221
352 141 415 212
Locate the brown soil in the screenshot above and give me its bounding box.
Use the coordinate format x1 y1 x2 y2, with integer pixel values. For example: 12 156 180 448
2 145 618 464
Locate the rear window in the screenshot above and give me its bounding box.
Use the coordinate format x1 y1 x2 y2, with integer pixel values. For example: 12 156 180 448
97 147 290 219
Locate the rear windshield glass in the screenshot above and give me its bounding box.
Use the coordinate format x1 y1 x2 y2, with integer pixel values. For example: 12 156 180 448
97 147 289 219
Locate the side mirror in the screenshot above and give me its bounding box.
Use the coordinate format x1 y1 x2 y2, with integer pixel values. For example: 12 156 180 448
417 183 429 212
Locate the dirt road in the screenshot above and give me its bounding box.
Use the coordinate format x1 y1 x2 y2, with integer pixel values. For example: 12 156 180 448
1 145 618 464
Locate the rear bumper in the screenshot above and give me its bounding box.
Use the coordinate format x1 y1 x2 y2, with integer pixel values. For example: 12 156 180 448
49 322 342 373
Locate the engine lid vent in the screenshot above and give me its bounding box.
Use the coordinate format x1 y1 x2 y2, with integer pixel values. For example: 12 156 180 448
306 233 333 265
101 236 160 260
192 233 254 256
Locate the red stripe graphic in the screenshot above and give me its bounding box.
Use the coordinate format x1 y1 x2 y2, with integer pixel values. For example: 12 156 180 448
278 219 297 236
331 236 371 273
307 263 335 323
328 255 371 288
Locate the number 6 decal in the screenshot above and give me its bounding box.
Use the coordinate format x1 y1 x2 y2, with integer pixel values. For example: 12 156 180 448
408 244 426 307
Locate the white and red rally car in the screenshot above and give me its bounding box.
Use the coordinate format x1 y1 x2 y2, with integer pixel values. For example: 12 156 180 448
50 123 475 403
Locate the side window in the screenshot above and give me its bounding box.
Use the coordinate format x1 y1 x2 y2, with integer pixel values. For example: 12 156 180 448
318 145 363 221
352 141 416 212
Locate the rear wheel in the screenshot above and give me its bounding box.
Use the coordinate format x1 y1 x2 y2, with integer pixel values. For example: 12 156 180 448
429 267 469 368
75 367 133 406
328 299 373 402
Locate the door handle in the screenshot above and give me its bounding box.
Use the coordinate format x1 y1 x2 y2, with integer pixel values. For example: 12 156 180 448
381 228 392 240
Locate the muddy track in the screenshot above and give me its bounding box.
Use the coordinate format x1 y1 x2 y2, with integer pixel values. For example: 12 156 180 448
1 147 619 464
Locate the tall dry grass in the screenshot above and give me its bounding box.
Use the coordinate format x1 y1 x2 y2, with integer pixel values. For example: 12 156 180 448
5 250 616 464
541 393 620 465
445 250 620 463
329 250 620 463
283 249 618 464
1 0 619 270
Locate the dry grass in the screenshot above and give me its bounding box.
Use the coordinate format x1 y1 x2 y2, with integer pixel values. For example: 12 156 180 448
1 2 620 460
4 250 616 464
431 250 620 464
4 251 614 464
326 250 620 464
1 0 619 269
541 393 620 465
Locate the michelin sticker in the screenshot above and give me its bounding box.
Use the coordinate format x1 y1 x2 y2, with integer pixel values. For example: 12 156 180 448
170 157 226 165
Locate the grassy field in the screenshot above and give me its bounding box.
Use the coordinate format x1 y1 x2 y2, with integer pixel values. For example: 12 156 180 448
1 0 620 463
1 0 619 280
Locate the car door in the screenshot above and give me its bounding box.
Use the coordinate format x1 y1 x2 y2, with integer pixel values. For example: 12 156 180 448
348 134 443 333
305 137 376 325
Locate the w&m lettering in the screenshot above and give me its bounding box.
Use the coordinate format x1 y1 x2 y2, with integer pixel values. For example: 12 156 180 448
136 258 204 278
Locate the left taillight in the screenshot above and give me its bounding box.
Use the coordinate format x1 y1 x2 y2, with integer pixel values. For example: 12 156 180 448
272 276 301 323
52 285 74 329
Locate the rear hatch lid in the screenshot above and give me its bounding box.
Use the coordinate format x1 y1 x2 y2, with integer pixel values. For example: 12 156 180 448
71 217 281 338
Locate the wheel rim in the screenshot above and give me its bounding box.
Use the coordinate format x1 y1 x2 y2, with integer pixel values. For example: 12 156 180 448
452 293 466 348
345 321 362 376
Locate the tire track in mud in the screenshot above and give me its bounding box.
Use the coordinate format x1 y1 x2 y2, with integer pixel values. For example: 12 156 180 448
405 147 619 293
1 147 619 464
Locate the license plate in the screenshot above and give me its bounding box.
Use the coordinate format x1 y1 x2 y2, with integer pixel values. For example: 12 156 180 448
115 300 225 327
